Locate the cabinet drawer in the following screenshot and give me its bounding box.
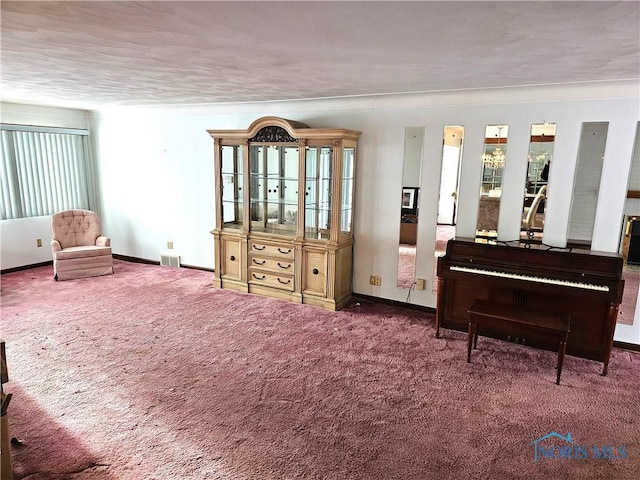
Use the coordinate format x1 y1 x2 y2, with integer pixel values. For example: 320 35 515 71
249 269 294 291
249 241 294 259
249 256 294 273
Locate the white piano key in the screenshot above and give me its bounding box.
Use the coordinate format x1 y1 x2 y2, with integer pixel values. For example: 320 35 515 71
450 265 609 292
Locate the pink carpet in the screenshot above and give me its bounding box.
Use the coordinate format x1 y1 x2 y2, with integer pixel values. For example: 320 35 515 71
397 244 416 289
620 268 639 326
1 260 639 479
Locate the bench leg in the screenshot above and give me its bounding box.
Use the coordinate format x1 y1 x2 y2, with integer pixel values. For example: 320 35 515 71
601 356 609 376
556 339 567 385
467 322 474 362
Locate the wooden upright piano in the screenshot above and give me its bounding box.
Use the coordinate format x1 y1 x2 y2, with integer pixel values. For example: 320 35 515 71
436 238 625 375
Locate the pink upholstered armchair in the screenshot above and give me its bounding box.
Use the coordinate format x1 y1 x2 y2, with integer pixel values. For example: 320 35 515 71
50 209 114 281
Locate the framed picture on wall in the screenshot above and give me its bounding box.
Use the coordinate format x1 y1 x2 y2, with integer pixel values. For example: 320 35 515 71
402 187 419 215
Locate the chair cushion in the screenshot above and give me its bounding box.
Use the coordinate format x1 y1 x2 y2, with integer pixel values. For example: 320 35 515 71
54 245 112 260
51 209 102 249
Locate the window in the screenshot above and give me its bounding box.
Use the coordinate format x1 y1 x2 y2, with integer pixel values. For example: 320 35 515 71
0 124 95 220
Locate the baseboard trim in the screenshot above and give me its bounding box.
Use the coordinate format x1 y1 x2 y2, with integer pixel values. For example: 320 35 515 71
113 254 158 265
181 263 215 273
113 254 215 273
613 340 640 352
351 292 437 315
0 255 216 275
1 260 53 275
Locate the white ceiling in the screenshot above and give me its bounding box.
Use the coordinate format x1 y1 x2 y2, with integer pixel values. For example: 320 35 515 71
1 1 639 110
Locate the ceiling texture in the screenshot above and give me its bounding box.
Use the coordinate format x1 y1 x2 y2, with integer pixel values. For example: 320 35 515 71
1 1 639 109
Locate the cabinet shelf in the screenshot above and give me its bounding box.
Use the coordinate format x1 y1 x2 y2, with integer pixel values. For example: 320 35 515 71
250 198 299 206
252 174 299 181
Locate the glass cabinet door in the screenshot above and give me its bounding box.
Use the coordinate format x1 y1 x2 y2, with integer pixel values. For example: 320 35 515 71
250 145 298 234
221 145 243 229
341 147 355 234
305 146 332 239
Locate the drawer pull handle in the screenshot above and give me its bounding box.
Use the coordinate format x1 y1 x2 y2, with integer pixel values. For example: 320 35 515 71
278 248 291 254
253 259 266 265
230 255 236 261
277 262 291 269
277 278 291 285
252 273 266 280
253 245 266 251
312 268 319 275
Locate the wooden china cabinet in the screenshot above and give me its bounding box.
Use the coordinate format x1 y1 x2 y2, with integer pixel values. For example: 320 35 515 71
208 117 360 310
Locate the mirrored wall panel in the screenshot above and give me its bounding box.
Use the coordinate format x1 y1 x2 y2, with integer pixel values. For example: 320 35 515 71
438 126 464 227
618 122 640 329
477 124 509 238
521 123 556 240
433 126 464 293
567 122 608 247
397 127 424 289
626 122 640 197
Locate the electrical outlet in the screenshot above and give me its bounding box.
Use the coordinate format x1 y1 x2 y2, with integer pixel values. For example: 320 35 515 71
167 241 174 249
36 238 43 248
416 278 426 290
369 275 381 286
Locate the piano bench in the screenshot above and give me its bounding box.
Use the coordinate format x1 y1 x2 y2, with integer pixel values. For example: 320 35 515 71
467 300 571 385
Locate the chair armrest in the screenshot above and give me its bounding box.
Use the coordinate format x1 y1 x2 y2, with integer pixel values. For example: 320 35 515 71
51 240 62 252
96 236 111 247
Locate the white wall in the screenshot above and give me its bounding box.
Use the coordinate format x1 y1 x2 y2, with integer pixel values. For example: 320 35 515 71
0 102 93 270
88 112 215 267
2 84 639 312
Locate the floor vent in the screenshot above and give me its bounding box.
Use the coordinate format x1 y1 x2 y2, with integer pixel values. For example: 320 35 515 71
160 253 181 267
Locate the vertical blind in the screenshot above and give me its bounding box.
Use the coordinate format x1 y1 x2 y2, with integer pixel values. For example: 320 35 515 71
0 124 92 220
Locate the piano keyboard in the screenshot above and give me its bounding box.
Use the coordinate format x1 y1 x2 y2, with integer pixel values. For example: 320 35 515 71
450 265 609 292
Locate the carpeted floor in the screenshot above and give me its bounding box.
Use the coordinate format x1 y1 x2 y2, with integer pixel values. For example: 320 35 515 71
620 266 639 326
396 244 416 289
1 260 639 479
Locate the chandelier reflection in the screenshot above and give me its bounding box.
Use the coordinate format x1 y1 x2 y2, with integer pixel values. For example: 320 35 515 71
482 147 506 169
482 126 506 169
